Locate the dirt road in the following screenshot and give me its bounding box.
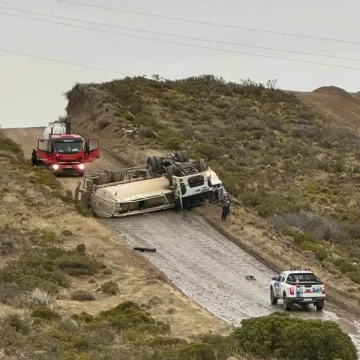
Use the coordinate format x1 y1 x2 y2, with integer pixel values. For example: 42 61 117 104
5 127 360 353
101 211 360 351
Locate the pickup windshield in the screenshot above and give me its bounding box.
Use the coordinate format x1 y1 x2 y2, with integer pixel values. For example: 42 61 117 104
287 273 322 283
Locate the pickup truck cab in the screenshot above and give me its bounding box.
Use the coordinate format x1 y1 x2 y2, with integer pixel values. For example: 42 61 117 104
270 269 326 311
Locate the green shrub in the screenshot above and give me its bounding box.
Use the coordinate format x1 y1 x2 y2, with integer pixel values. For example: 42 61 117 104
101 281 119 295
29 167 62 191
7 315 30 334
232 313 357 360
0 246 102 293
31 306 62 323
71 290 95 301
164 137 185 150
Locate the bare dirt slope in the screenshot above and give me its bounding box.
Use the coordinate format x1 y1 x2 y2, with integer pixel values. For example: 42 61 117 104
4 127 360 353
294 86 360 128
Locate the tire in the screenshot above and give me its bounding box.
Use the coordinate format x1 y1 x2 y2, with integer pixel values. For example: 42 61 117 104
147 156 157 173
315 302 324 311
154 156 162 172
166 165 175 186
181 150 189 162
133 247 156 252
283 293 291 310
175 151 185 163
175 150 189 163
270 287 278 305
199 159 207 172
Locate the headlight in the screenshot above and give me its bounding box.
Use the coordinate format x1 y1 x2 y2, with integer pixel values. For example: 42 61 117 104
52 164 59 170
78 163 85 170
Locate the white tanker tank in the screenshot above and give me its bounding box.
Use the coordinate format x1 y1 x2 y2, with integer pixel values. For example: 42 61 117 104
43 121 66 139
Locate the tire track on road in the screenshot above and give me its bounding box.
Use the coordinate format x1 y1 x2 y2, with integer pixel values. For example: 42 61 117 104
100 211 360 352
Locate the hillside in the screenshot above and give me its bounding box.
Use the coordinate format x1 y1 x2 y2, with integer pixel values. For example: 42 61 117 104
64 75 360 313
295 86 360 129
2 133 357 360
0 131 236 359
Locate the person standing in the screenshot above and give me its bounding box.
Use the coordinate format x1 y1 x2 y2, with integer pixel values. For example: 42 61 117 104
31 149 37 166
221 192 231 221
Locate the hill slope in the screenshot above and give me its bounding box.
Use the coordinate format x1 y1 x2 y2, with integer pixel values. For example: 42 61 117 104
0 129 238 359
295 86 360 129
64 75 360 312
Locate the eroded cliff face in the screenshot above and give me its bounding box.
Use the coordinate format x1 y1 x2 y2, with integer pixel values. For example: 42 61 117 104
65 84 119 134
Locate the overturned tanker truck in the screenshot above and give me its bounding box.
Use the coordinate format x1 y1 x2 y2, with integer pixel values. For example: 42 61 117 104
74 150 224 218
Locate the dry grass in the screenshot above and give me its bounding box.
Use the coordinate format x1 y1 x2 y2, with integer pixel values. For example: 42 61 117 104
63 75 360 313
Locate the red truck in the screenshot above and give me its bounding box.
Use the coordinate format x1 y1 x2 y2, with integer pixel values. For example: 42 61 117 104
35 121 100 176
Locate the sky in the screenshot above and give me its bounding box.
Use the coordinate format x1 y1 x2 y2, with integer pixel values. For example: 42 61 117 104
0 0 359 128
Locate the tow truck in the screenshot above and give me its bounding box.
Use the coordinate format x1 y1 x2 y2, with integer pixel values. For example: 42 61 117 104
270 268 326 311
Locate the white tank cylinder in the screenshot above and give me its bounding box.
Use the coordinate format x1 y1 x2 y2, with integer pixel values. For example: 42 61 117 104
43 122 66 139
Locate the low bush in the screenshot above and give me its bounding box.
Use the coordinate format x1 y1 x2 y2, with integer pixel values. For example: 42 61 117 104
31 306 62 323
71 290 95 301
0 246 102 293
232 312 357 360
101 281 119 295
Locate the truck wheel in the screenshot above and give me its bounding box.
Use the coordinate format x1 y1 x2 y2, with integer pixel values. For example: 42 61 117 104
175 151 186 163
181 150 189 162
315 302 324 311
147 156 157 174
166 165 175 186
199 159 207 172
175 150 189 163
283 294 291 310
154 156 162 172
270 287 278 305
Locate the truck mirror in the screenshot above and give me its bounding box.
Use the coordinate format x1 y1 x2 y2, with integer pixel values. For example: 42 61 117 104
271 276 278 281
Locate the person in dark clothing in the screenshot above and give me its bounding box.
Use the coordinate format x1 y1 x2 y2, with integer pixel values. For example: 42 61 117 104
221 193 231 221
31 149 37 166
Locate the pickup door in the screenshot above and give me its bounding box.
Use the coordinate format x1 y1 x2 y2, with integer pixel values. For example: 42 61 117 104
285 273 325 300
273 272 286 298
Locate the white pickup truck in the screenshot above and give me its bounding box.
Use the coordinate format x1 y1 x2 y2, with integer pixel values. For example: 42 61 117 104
270 269 326 311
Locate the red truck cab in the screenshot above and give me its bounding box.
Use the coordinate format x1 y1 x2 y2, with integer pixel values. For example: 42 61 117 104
37 134 100 176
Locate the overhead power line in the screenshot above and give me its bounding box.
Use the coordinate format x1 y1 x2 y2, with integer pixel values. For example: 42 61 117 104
54 0 360 46
1 11 360 71
0 47 134 75
0 5 359 63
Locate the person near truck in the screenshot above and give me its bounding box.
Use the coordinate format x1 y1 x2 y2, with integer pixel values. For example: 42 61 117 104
31 149 37 166
220 191 231 221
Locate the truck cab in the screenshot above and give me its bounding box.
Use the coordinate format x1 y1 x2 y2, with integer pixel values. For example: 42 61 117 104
37 134 100 176
270 268 326 311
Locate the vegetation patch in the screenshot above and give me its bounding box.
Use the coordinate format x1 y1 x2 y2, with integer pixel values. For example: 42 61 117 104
233 312 357 360
0 245 103 294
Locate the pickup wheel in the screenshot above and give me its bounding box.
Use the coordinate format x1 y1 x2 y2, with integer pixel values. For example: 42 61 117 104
270 287 278 305
315 301 324 311
283 293 291 311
